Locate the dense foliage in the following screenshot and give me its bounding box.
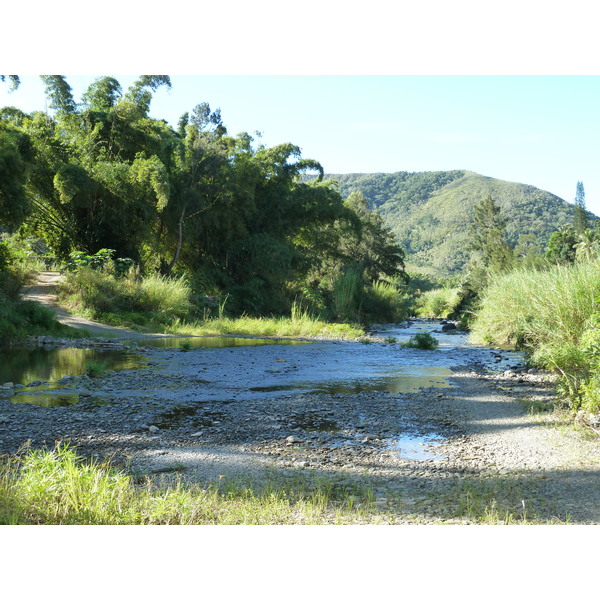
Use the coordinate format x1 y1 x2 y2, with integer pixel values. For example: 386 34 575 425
0 76 407 326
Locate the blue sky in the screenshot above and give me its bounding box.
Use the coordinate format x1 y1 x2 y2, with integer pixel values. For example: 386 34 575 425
3 75 598 215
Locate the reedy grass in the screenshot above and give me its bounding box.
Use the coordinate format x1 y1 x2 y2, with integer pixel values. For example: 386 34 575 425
470 260 600 350
59 267 193 321
470 259 600 410
0 444 379 525
59 267 365 340
164 314 364 340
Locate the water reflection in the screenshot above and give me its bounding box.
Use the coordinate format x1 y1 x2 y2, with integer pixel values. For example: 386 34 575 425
249 366 454 395
0 345 144 386
389 433 446 461
133 336 311 349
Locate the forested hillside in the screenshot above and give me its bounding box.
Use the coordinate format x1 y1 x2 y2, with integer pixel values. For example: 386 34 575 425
325 171 590 274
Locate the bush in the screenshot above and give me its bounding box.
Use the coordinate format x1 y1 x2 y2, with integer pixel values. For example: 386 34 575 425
362 280 411 323
470 260 600 411
403 332 439 350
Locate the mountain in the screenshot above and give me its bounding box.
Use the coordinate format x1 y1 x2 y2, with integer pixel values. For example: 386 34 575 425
322 170 590 275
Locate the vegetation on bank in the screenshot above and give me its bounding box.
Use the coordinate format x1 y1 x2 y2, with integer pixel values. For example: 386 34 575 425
471 258 600 412
0 237 82 341
55 255 368 339
0 444 556 525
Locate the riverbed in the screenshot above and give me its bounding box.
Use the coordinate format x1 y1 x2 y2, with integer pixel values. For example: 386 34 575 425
4 319 599 523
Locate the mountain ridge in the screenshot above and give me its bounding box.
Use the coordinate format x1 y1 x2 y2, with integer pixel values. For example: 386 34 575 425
320 170 589 275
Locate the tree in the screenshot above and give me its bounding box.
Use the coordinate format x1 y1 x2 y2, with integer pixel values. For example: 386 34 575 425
574 181 588 235
467 194 513 273
0 122 33 229
573 229 599 261
0 76 20 91
40 76 76 114
545 224 577 264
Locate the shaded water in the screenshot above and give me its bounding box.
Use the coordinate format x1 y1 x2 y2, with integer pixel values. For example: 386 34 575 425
9 392 105 408
0 345 144 386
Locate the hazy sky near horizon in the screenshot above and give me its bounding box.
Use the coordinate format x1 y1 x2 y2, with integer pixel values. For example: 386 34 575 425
3 74 599 216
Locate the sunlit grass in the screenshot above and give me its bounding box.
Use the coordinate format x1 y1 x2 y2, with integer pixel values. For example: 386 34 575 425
164 314 365 340
0 444 380 525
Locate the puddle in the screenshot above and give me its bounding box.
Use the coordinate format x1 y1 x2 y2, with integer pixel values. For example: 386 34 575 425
134 336 311 349
150 404 228 429
389 433 445 461
0 345 144 386
250 366 454 395
290 415 339 433
9 392 105 408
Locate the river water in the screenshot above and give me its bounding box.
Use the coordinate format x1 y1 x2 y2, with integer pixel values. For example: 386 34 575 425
0 320 525 459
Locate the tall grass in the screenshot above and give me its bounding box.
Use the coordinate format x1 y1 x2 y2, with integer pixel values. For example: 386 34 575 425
363 280 411 323
167 313 365 340
470 260 600 410
470 261 600 349
59 267 193 322
332 269 362 322
0 444 377 525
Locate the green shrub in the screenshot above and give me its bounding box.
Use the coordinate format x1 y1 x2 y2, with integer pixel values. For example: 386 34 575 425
85 360 108 378
362 280 411 323
403 332 439 350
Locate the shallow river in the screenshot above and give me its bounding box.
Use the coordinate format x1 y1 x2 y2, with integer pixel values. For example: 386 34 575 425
0 319 525 461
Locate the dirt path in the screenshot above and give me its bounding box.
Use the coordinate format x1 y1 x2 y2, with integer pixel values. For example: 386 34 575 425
21 271 173 340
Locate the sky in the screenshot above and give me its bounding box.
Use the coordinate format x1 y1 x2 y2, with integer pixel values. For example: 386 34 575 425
3 74 599 215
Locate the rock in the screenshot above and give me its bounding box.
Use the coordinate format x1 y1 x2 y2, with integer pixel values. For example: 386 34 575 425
441 323 457 331
286 436 297 444
1 382 14 389
148 425 160 433
190 432 203 437
57 376 72 384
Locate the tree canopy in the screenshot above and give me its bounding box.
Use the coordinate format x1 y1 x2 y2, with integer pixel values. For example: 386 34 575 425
0 75 407 319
